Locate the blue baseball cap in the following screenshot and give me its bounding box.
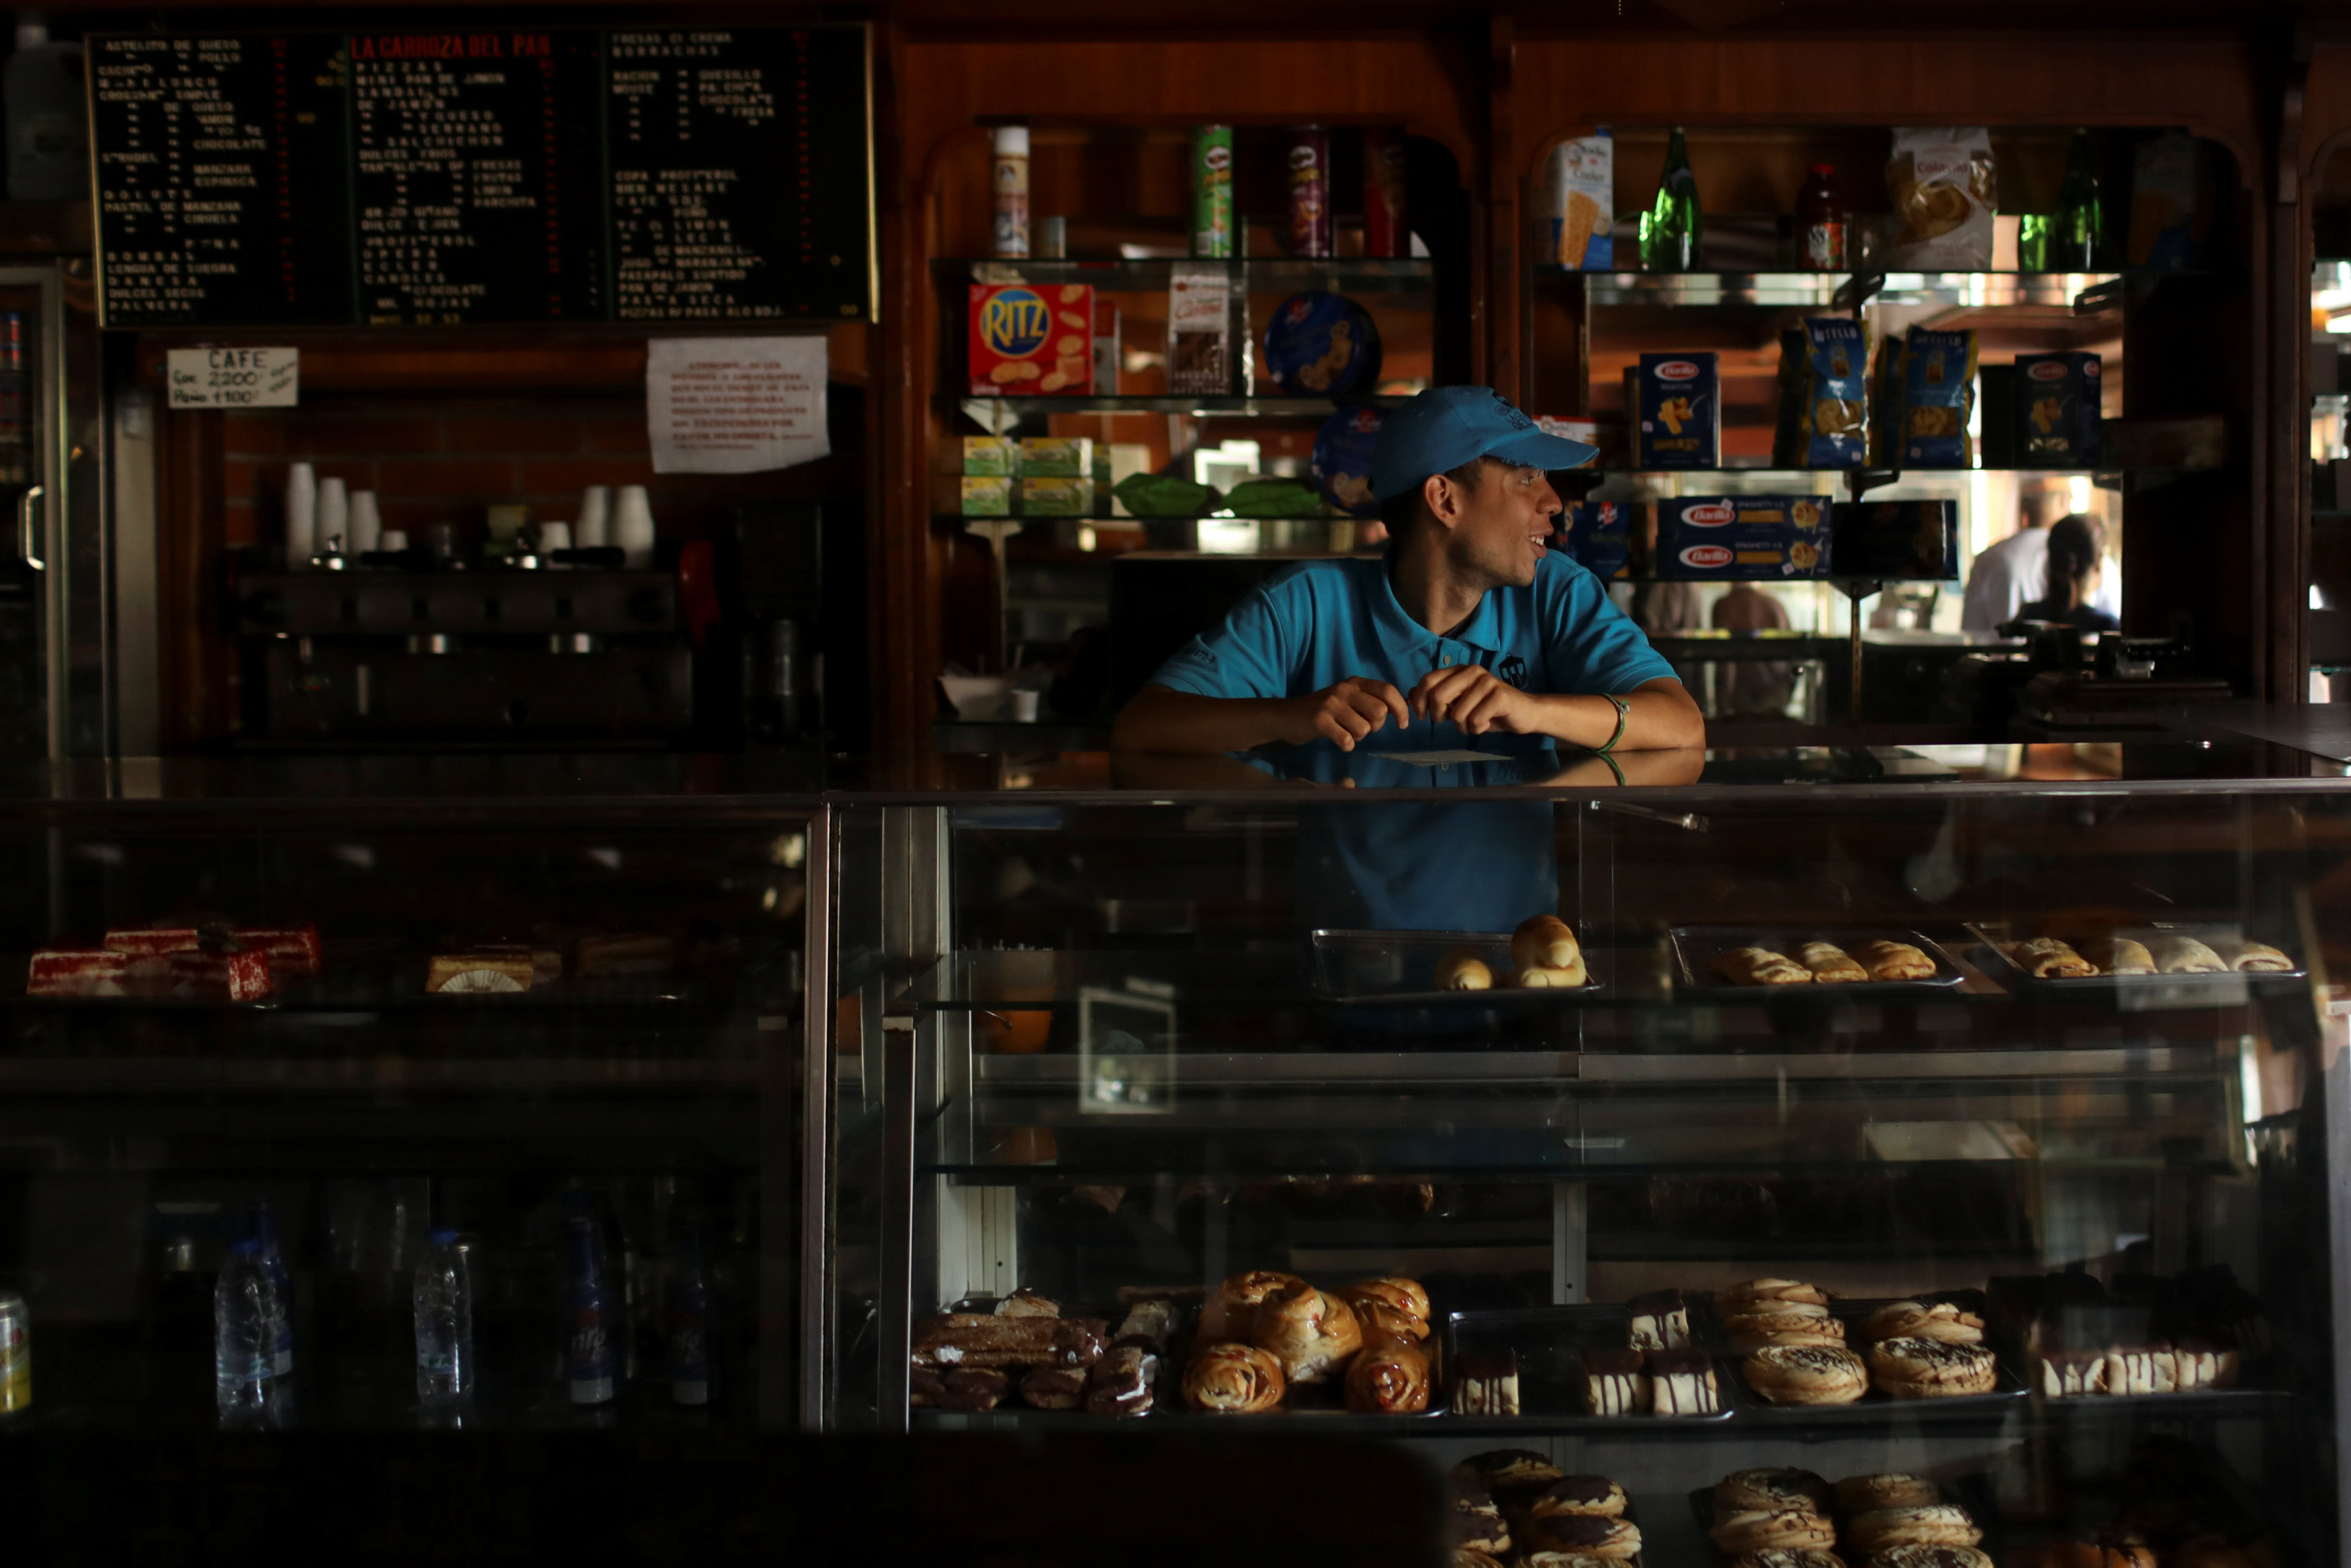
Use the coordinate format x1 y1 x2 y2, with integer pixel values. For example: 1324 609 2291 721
1370 385 1599 502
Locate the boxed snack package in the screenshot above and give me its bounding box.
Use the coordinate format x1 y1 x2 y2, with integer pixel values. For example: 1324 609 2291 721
1018 437 1094 477
1830 500 1959 580
1020 477 1091 516
1772 317 1869 469
1167 265 1232 396
961 475 1013 516
1899 326 1979 468
1887 127 1996 269
2016 352 2103 466
1547 131 1613 269
962 436 1017 475
1626 352 1720 469
1654 495 1832 580
1313 406 1384 518
970 283 1095 396
1565 501 1633 580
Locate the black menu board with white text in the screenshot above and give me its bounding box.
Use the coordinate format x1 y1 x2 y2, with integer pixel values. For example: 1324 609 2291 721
87 26 874 328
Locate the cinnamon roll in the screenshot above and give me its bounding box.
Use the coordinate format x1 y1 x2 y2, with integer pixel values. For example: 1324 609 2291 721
1343 1335 1431 1413
1253 1283 1363 1383
1182 1342 1284 1413
1196 1270 1306 1343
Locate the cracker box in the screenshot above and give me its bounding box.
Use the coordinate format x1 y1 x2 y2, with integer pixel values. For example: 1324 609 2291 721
1564 501 1633 580
1018 437 1094 477
1626 353 1720 469
1167 265 1232 396
960 475 1013 516
2015 353 2102 467
1830 500 1959 580
1019 477 1091 517
970 282 1096 396
1899 326 1978 468
961 436 1017 476
1548 132 1613 270
1654 495 1832 580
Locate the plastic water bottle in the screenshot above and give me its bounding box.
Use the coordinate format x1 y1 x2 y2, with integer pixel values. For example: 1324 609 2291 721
668 1219 715 1407
562 1216 615 1405
3 11 84 202
214 1237 280 1414
412 1228 473 1404
249 1201 294 1377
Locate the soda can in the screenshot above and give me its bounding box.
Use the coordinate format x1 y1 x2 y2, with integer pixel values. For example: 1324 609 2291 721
1287 126 1331 259
0 1293 30 1414
1363 129 1408 259
1190 126 1233 258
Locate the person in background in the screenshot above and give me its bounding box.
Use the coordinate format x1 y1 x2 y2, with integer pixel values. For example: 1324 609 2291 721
1711 583 1794 717
1959 509 2121 631
2009 514 2119 633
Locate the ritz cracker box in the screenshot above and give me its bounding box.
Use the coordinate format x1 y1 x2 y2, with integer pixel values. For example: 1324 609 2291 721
1626 352 1720 469
1654 495 1833 580
970 283 1096 396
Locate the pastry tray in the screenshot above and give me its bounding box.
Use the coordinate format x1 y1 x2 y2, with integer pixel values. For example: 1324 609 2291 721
1686 1472 2001 1565
1442 1305 1735 1426
1669 927 1969 1000
1712 1297 2028 1420
1310 929 1601 1007
1965 921 2305 999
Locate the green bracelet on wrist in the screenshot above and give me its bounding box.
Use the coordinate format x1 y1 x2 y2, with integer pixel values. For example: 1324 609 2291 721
1595 693 1630 756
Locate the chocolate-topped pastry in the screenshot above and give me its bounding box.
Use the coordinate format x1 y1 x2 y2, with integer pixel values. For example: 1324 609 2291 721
1844 1506 1982 1553
1865 1337 1997 1398
2039 1349 2109 1397
1111 1299 1176 1352
1581 1347 1650 1416
1019 1366 1088 1410
914 1312 1104 1370
1712 1510 1838 1553
1628 1287 1690 1350
2172 1334 2238 1390
1648 1346 1719 1414
1715 1467 1830 1515
1083 1346 1156 1417
1734 1553 1848 1568
1834 1475 1943 1513
1449 1505 1511 1557
1866 1548 1993 1568
1457 1448 1564 1500
1525 1475 1628 1520
1742 1344 1868 1405
1521 1513 1642 1560
1454 1348 1520 1416
2101 1343 2178 1396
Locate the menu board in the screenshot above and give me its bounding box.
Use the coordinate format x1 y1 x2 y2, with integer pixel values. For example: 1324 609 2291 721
89 27 874 328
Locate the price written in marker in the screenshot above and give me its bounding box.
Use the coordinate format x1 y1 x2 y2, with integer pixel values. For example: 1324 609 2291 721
165 347 300 409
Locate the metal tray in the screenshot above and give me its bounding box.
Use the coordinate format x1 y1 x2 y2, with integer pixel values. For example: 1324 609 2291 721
1310 928 1601 1007
1669 928 1969 1000
1443 1304 1734 1425
1687 1472 2000 1563
1965 922 2305 999
1715 1297 2027 1418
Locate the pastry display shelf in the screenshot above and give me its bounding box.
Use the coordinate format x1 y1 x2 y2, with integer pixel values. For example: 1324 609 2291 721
946 394 1411 420
936 255 1437 297
0 1054 766 1093
1557 269 2132 310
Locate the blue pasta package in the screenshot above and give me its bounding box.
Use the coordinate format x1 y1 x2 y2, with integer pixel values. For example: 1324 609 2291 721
1899 327 1978 468
1772 318 1869 469
1626 353 1720 469
2016 353 2102 466
1654 495 1832 580
1563 502 1632 580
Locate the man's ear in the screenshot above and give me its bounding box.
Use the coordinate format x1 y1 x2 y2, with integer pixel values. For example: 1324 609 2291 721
1421 472 1462 533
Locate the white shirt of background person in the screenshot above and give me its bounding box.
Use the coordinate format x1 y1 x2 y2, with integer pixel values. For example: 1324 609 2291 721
1960 525 2120 631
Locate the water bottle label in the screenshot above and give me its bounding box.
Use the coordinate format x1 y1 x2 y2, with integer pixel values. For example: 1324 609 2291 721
570 1375 614 1405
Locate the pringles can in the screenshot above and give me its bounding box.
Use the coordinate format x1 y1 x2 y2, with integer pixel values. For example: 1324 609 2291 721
1190 126 1233 259
1287 126 1331 259
0 1293 28 1414
1363 129 1407 259
991 125 1030 259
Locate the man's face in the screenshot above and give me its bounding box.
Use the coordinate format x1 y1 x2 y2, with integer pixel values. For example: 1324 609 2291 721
1446 461 1562 588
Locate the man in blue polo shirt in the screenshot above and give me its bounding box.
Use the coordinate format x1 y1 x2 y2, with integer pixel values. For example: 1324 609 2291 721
1113 385 1703 755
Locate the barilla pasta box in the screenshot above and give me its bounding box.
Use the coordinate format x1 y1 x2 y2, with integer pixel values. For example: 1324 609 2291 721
1899 326 1977 468
970 282 1096 396
1654 495 1832 580
1018 437 1093 477
1564 501 1632 580
1627 353 1719 469
2015 353 2102 466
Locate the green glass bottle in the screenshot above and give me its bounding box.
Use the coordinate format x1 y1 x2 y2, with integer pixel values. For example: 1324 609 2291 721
2055 129 2104 270
1641 126 1702 272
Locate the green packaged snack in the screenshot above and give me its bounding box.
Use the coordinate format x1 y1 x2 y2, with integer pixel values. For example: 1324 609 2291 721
1017 436 1092 477
960 475 1013 516
1221 477 1322 518
1113 471 1223 517
1020 477 1090 517
961 436 1017 476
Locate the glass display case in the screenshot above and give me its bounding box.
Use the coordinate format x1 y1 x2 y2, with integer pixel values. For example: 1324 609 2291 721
819 737 2351 1567
0 757 818 1436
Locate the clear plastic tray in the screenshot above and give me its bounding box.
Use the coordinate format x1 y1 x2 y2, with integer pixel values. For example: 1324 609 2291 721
1309 928 1601 1006
1965 921 2304 998
1443 1304 1735 1425
1669 927 1969 999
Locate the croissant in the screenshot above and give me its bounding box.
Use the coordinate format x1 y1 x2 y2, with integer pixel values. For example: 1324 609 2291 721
1796 941 1867 984
1341 1276 1432 1328
1714 946 1812 986
1857 939 1935 980
2149 935 2227 974
1343 1335 1431 1412
1197 1269 1306 1343
1253 1283 1363 1383
2216 936 2293 972
1183 1342 1284 1413
2078 935 2154 975
2004 937 2095 978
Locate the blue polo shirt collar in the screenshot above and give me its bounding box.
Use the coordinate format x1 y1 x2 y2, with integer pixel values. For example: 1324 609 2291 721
1369 551 1501 666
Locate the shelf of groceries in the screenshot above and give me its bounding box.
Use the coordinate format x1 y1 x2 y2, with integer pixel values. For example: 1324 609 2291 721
1556 269 2133 310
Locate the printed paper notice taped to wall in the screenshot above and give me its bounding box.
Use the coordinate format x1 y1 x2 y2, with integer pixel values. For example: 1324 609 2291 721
646 336 830 474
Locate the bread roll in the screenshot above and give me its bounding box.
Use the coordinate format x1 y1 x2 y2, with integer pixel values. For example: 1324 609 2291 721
2216 936 2293 972
1182 1342 1284 1412
1714 947 1812 986
1339 1277 1431 1338
1512 915 1581 974
1196 1269 1306 1343
2003 937 2095 978
2078 935 2154 975
1252 1283 1362 1383
1798 941 1868 984
1517 961 1588 988
1857 939 1936 981
1343 1334 1429 1412
1435 947 1494 990
2149 935 2227 974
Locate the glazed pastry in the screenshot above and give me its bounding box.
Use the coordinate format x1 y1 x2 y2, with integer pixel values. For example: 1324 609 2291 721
995 1288 1060 1318
1019 1366 1088 1409
2078 935 2155 975
1648 1347 1719 1414
1342 1334 1429 1413
912 1312 1104 1370
1736 1554 1849 1568
1339 1276 1431 1332
937 1367 1010 1410
1435 947 1495 990
1452 1349 1519 1416
1798 940 1869 983
1581 1347 1648 1415
1867 1549 1994 1568
1252 1283 1362 1383
1714 946 1813 986
1521 1514 1642 1561
1714 1467 1831 1515
1845 1506 1982 1553
1718 1278 1831 1310
1867 1336 1998 1398
2038 1349 2110 1397
2102 1343 2178 1395
1524 1475 1628 1520
1859 1300 1984 1345
1083 1346 1157 1416
1196 1269 1306 1342
1110 1299 1176 1352
2216 936 2293 972
1742 1344 1869 1405
1512 915 1585 980
1857 939 1936 981
1456 1448 1563 1499
1835 1475 1944 1513
1713 1511 1840 1554
1627 1287 1689 1349
1182 1342 1284 1412
2149 935 2227 974
2003 937 2096 978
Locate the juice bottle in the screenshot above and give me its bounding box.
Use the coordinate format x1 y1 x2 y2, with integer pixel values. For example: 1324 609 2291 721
1796 163 1845 271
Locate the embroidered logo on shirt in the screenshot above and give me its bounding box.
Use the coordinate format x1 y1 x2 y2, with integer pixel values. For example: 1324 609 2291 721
1464 648 1528 688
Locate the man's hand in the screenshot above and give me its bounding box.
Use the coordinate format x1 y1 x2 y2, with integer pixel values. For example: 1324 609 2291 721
1292 676 1409 750
1409 665 1534 737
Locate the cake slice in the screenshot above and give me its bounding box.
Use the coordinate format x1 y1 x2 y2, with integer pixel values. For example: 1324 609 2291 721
1647 1347 1718 1414
1581 1347 1648 1416
2039 1349 2110 1397
1627 1287 1689 1350
1454 1349 1520 1416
